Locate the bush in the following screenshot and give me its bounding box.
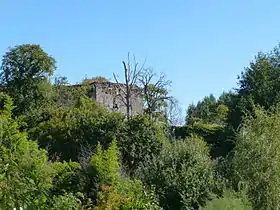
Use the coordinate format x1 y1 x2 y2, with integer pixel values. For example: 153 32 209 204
88 140 161 209
0 93 54 209
51 193 81 210
231 107 280 209
138 136 222 209
52 160 83 195
202 191 252 210
173 123 228 157
90 141 120 186
116 179 161 210
119 115 165 175
28 97 124 161
94 185 124 210
95 180 161 210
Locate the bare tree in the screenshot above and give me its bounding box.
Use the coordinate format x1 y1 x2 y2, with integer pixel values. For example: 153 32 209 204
139 68 172 117
164 97 184 126
113 53 144 120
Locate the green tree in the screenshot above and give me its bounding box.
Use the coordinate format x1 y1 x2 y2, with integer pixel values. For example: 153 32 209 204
88 141 161 209
0 44 56 115
232 44 280 130
218 91 237 108
186 94 220 125
215 104 229 125
0 93 54 209
144 84 169 116
52 160 83 196
231 106 280 209
53 76 92 107
238 49 280 109
119 115 164 175
90 141 121 186
28 97 124 161
218 91 241 129
139 68 172 119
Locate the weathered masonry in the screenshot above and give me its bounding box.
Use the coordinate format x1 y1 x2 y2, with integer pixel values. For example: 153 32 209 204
87 82 144 116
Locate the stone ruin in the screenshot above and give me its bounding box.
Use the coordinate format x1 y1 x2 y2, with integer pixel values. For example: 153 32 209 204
87 82 144 116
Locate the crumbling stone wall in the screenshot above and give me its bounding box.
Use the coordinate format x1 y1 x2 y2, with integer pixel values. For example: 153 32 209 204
92 82 143 116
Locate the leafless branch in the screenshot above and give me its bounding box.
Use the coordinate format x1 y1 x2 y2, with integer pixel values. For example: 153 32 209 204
165 98 184 126
113 52 143 120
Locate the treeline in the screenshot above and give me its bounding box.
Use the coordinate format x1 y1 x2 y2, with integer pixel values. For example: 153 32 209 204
1 44 280 209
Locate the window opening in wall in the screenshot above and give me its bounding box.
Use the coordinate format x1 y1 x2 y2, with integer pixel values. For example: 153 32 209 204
113 103 118 110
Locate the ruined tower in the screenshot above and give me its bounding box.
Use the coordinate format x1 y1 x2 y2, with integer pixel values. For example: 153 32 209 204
88 82 144 116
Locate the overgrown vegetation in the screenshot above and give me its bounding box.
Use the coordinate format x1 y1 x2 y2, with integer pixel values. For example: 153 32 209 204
1 43 280 209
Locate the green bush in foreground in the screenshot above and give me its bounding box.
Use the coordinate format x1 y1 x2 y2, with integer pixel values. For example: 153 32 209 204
90 141 161 209
0 93 55 209
51 193 82 210
201 191 252 210
231 107 280 209
119 115 164 175
28 97 124 161
138 136 222 209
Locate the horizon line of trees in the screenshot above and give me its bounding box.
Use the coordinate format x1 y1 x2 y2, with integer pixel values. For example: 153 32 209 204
1 43 280 209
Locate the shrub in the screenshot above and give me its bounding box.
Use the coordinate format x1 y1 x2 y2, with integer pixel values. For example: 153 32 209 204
231 107 280 209
90 141 120 186
173 123 227 157
94 185 124 210
202 191 252 210
119 115 164 175
52 160 83 195
138 136 222 209
116 179 161 210
0 93 54 209
95 180 161 210
51 193 81 210
28 97 124 161
88 140 161 209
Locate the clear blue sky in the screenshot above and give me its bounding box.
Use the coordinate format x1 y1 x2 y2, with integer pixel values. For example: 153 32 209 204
1 1 280 111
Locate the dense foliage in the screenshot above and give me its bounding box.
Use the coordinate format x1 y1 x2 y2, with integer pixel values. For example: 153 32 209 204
0 93 54 209
137 136 223 209
202 191 252 210
28 97 124 161
0 44 55 115
2 43 280 209
231 107 280 209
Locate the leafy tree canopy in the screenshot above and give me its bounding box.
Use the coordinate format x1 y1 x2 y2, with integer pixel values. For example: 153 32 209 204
0 44 56 114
